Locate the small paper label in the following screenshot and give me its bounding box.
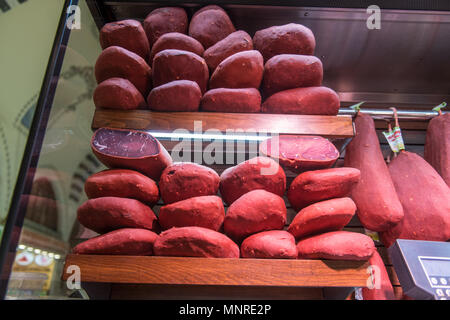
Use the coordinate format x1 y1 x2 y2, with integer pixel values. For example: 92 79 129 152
383 126 405 153
349 101 365 111
364 228 380 242
432 102 447 112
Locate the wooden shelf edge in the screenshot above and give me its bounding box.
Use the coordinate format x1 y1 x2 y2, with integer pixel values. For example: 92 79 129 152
91 109 355 139
62 254 369 288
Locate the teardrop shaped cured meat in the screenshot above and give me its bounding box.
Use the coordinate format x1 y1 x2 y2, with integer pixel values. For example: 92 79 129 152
201 88 261 113
262 54 323 97
287 167 360 210
147 80 202 112
93 78 146 110
261 87 340 115
158 195 225 231
219 156 286 205
424 113 450 186
209 50 263 89
224 189 287 242
100 19 150 60
288 197 356 240
154 226 239 258
95 46 152 96
240 230 297 259
380 151 450 248
296 231 375 260
203 30 253 71
77 197 159 234
152 49 209 93
143 7 188 46
73 228 158 255
188 7 235 49
344 112 404 232
149 32 204 63
159 162 220 204
253 23 316 62
84 169 160 206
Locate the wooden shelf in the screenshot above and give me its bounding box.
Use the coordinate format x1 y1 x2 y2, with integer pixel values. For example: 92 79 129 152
92 109 355 139
63 254 369 288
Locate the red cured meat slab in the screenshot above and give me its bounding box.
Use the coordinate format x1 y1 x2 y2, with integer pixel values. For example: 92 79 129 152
259 135 339 173
154 226 239 258
91 127 172 181
73 228 158 255
84 169 159 206
158 195 225 231
287 167 360 210
424 113 450 186
296 231 375 260
77 197 159 234
240 230 297 259
224 189 287 243
288 197 356 240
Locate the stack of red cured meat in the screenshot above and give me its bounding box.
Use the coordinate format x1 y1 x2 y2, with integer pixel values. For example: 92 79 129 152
75 127 378 261
93 5 339 115
72 126 399 300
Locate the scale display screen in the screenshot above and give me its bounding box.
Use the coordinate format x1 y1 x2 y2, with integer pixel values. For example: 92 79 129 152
419 257 450 288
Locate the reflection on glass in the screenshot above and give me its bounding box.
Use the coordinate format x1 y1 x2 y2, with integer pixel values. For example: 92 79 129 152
0 0 65 242
5 0 102 299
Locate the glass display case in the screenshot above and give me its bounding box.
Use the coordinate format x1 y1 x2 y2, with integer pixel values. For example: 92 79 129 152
0 0 449 300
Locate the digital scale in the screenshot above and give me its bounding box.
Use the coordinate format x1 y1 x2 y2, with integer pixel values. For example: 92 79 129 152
389 239 450 300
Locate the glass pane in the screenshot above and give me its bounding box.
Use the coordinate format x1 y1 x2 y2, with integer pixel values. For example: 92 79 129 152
5 0 102 299
0 0 64 243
